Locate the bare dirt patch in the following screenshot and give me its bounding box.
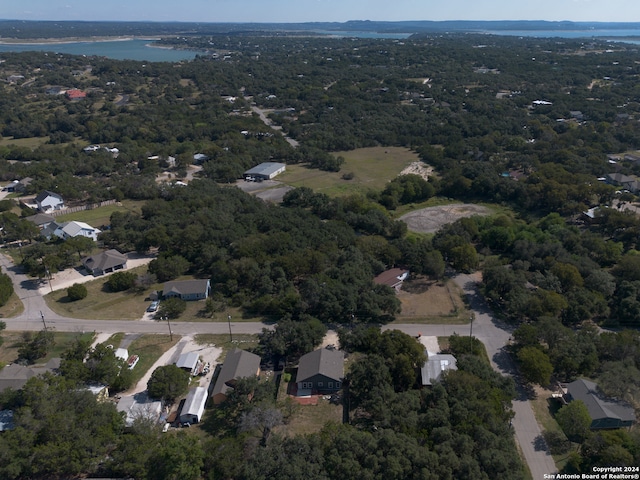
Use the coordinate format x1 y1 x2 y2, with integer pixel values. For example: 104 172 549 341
399 161 433 181
399 203 492 234
396 277 467 323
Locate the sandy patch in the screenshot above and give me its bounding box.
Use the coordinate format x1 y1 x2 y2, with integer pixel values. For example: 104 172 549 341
91 332 113 349
320 330 339 349
399 161 433 181
399 203 492 234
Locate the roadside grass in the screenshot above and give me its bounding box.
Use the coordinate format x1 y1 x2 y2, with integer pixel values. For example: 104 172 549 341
529 387 576 471
102 332 125 348
0 331 94 366
52 199 145 227
44 265 152 320
127 334 179 386
280 146 419 196
0 291 24 318
194 334 259 361
394 277 471 325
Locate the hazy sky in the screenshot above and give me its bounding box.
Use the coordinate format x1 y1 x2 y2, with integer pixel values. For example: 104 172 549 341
2 0 640 24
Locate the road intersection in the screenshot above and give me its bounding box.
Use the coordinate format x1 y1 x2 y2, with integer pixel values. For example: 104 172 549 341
0 253 556 478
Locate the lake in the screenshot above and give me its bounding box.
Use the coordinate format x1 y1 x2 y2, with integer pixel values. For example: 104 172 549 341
0 39 200 62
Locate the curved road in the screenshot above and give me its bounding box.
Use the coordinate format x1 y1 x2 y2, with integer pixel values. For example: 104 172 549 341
1 255 556 478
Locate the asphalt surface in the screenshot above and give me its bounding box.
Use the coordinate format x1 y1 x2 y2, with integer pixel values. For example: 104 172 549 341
0 253 556 478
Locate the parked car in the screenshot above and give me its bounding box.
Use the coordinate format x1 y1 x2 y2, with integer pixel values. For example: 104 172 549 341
147 301 160 312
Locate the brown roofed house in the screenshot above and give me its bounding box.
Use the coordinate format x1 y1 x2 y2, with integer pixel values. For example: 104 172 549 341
373 268 409 291
211 348 261 404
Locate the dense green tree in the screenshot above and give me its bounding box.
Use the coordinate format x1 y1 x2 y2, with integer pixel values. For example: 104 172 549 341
157 297 187 319
147 364 190 402
17 329 55 364
517 346 553 386
556 400 592 443
67 282 88 301
258 316 327 365
0 272 12 307
106 271 137 292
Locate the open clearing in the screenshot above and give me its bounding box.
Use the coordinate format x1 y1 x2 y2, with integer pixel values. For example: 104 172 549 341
399 203 492 234
395 277 469 324
280 146 421 196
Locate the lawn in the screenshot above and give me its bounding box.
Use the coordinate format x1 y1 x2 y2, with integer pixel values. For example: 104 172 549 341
127 334 179 386
53 199 145 227
194 333 259 361
0 331 94 367
279 146 419 197
44 265 153 320
0 291 24 319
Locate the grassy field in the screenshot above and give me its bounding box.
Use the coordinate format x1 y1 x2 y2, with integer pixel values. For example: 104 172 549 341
394 277 471 324
0 291 24 319
0 331 94 366
194 333 259 361
53 199 145 227
127 334 179 386
0 136 51 148
280 146 419 196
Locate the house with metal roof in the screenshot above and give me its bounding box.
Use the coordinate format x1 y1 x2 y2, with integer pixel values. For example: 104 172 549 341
163 279 210 300
564 379 635 430
421 353 457 386
243 162 286 181
54 221 101 241
82 249 127 276
179 386 208 424
117 392 162 427
296 348 344 395
211 348 261 404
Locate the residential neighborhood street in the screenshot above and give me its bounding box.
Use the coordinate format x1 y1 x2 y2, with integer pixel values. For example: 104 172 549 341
0 253 556 478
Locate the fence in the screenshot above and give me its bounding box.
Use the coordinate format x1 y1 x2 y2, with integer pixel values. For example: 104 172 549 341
49 199 118 217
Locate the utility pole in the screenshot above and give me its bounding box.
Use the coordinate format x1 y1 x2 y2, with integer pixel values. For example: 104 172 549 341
227 315 233 343
164 316 173 341
40 311 47 330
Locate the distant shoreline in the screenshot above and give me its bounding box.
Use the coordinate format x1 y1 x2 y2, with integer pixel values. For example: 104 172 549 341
0 36 162 46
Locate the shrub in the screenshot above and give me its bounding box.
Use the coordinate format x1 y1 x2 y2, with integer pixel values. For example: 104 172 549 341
67 283 88 301
0 273 13 307
106 271 137 292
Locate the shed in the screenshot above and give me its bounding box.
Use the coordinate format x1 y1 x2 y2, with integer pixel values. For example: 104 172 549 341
176 351 200 375
179 387 208 424
211 348 261 404
296 348 344 395
243 162 286 180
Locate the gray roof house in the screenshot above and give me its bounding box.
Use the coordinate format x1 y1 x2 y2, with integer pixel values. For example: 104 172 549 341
179 386 208 424
421 353 457 386
25 213 56 230
565 379 636 430
296 348 344 395
82 249 127 276
0 358 60 394
212 348 261 404
163 279 210 300
117 392 162 427
54 221 101 242
243 162 286 180
35 190 65 212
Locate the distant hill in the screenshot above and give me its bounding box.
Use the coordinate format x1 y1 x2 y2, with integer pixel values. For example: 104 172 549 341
1 19 639 39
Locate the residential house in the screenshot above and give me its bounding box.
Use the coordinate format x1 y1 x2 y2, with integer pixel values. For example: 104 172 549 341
82 249 127 275
179 387 208 424
35 191 64 212
176 351 200 375
162 279 210 301
2 177 32 193
54 221 101 242
296 348 344 395
606 173 640 193
211 348 261 404
25 213 56 231
373 268 410 291
563 378 635 430
243 162 286 181
0 358 60 394
421 353 457 386
65 89 86 100
117 392 162 427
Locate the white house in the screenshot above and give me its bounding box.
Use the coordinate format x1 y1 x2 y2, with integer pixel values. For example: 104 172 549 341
54 221 101 242
35 191 65 212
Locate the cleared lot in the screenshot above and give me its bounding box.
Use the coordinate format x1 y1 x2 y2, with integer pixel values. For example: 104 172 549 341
399 203 492 234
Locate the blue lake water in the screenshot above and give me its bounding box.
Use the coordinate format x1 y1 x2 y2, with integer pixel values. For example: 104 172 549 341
1 29 639 62
0 39 200 62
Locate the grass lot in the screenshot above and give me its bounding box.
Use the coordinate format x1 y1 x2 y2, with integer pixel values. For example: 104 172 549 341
0 291 24 318
194 334 259 361
45 265 152 320
529 386 576 471
127 334 179 386
0 331 94 366
394 277 470 324
53 199 145 227
280 146 418 196
0 136 51 148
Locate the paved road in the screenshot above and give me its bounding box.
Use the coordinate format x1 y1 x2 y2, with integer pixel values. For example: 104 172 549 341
1 253 556 478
